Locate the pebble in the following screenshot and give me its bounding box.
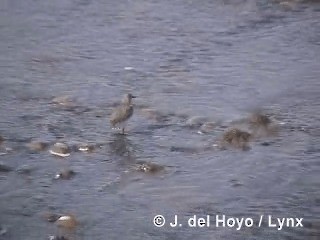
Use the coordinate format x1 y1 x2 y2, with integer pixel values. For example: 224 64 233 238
49 143 71 157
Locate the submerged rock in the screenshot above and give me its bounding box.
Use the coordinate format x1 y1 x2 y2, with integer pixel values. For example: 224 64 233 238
134 161 165 174
249 113 272 128
248 113 280 137
56 215 78 229
44 213 61 223
186 116 208 128
16 164 35 175
140 108 169 122
52 95 74 107
0 161 13 172
261 142 272 146
49 143 71 157
26 140 48 152
78 143 95 153
54 169 76 180
198 122 216 134
0 140 12 155
48 236 68 240
0 225 7 236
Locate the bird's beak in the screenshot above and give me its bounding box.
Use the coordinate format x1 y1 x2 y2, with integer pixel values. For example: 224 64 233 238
131 95 137 98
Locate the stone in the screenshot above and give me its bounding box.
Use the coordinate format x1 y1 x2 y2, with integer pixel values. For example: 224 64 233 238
26 140 48 152
186 116 208 128
56 215 78 229
16 164 34 174
49 143 71 157
222 128 252 150
78 143 95 152
198 122 216 134
135 161 164 173
54 169 75 180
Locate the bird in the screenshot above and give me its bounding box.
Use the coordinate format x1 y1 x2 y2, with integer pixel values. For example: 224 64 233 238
110 93 136 134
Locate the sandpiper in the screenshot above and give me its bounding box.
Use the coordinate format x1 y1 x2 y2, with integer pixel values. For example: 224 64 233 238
110 93 136 134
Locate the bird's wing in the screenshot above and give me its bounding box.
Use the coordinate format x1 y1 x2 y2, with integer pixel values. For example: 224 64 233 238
110 106 133 126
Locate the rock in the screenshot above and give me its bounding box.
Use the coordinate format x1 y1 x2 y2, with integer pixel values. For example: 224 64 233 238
0 144 12 156
198 122 216 134
56 215 78 229
249 113 271 127
186 116 208 128
135 161 164 174
48 236 68 240
32 194 45 203
279 1 296 9
52 96 74 107
43 212 61 223
230 179 243 188
0 161 13 172
78 143 95 153
49 143 71 157
26 140 48 152
222 128 252 150
0 225 7 236
261 142 272 146
54 169 75 180
169 145 200 153
94 110 105 118
16 164 34 174
140 108 168 122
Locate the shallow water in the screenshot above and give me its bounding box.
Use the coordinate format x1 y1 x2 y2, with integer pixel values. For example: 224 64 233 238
0 0 320 239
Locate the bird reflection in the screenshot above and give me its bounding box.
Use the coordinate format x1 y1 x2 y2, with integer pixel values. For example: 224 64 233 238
108 133 136 160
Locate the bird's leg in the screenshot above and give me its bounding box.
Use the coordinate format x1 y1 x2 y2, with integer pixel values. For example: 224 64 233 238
121 127 125 135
